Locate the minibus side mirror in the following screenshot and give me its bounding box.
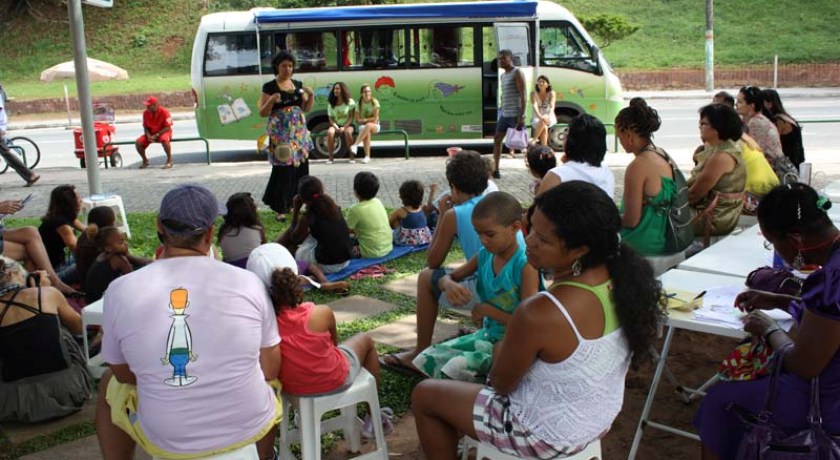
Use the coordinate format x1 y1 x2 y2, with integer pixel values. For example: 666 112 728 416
590 44 603 76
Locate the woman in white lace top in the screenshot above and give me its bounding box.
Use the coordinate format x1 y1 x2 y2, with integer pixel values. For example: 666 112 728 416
412 181 664 459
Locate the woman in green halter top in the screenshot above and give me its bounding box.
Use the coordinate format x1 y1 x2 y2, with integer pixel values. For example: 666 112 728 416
615 98 677 255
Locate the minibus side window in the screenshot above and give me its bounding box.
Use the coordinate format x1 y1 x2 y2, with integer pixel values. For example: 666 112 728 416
539 23 598 73
344 27 404 69
410 26 475 68
204 33 259 76
272 31 338 72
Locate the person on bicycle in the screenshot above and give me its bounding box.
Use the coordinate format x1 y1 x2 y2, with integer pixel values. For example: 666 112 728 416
135 96 174 169
0 88 40 187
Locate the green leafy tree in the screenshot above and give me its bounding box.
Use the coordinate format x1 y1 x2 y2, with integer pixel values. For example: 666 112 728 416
579 13 639 48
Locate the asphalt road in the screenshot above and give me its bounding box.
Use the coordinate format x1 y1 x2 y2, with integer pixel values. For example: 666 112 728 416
6 95 840 171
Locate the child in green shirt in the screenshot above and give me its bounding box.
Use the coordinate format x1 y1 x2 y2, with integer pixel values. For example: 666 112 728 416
346 171 393 258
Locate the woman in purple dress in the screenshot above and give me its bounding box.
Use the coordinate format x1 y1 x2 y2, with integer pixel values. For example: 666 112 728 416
694 183 840 459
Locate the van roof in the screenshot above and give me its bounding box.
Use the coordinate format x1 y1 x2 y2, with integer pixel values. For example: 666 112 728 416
252 0 539 24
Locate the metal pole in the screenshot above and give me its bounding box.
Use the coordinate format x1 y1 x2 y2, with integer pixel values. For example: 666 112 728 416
68 0 102 195
63 84 72 126
704 0 714 92
773 54 779 88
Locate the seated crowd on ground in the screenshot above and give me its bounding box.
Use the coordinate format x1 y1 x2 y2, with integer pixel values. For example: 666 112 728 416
0 85 836 460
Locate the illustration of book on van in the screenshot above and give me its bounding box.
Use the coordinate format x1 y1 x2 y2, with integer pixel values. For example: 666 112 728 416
217 94 252 125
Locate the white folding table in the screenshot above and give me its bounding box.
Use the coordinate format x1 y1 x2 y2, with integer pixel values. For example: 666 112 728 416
677 224 771 278
81 299 106 378
628 269 749 460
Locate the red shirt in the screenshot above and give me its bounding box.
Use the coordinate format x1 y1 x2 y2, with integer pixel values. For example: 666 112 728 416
143 106 172 135
276 302 349 395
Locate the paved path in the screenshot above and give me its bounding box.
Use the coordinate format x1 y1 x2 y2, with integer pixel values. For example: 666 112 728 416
0 155 554 219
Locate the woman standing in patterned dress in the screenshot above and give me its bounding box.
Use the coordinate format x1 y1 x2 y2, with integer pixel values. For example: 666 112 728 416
258 51 314 222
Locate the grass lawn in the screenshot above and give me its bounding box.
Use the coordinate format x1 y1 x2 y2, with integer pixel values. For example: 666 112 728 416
0 210 463 459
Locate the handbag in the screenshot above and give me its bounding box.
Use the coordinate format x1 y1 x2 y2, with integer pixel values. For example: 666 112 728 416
504 127 528 151
649 147 694 253
772 156 800 186
731 349 840 459
746 266 803 298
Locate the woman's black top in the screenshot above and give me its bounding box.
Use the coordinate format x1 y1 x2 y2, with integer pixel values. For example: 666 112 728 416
262 79 304 112
308 212 353 265
38 217 72 268
780 122 805 167
85 257 125 304
0 288 68 382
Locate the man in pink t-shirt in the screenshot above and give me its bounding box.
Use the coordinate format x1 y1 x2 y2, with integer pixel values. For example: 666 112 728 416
95 184 282 459
135 95 174 169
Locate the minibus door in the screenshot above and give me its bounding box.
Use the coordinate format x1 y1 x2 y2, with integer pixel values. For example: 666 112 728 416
493 23 534 138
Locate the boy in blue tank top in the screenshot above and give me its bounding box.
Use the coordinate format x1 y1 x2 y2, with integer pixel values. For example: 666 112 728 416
412 192 540 381
381 150 490 373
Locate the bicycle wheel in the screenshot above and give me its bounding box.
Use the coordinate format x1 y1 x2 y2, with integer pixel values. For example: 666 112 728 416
8 136 41 169
0 153 8 174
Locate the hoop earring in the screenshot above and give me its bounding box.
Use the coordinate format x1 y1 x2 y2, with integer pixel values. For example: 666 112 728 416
793 250 805 270
572 259 582 277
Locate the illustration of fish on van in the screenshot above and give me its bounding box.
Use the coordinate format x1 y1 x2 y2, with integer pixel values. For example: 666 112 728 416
217 92 252 125
161 288 198 387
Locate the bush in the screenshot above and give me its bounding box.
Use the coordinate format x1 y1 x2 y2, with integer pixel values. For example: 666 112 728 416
580 13 640 48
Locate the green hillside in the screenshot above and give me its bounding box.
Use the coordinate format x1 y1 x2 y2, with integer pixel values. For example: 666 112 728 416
1 0 838 99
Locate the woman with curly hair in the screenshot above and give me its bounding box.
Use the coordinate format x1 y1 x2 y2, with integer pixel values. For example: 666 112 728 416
258 51 315 222
615 98 676 255
325 82 356 164
413 181 664 459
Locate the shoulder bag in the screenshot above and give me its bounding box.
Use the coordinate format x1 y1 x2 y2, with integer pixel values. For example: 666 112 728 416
504 127 528 151
650 147 694 253
731 348 840 459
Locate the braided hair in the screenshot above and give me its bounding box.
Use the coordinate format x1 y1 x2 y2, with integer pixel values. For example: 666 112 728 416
614 97 662 141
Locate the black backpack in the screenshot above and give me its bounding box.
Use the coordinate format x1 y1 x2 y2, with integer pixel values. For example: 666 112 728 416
650 147 694 253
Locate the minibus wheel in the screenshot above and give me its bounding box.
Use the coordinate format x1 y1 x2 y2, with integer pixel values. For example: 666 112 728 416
310 120 347 160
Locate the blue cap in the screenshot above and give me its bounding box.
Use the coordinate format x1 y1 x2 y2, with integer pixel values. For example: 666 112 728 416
159 184 225 235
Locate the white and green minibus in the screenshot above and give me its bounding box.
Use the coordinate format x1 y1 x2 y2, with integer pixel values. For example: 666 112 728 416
190 0 624 157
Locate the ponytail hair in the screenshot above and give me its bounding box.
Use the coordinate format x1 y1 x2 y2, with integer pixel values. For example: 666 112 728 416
298 176 341 221
534 181 664 367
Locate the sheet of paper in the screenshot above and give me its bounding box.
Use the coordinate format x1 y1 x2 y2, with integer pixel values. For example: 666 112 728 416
691 284 795 331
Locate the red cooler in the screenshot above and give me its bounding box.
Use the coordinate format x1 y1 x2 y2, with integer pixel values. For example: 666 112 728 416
73 122 119 167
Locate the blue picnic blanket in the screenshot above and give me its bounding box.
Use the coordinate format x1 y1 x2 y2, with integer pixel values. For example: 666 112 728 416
325 244 428 281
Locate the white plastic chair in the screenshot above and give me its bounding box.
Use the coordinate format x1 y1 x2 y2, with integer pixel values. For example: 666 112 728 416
646 252 686 277
153 444 258 460
81 194 131 238
461 437 601 460
279 368 388 460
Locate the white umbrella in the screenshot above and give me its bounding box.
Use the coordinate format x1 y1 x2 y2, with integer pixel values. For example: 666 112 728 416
40 58 129 82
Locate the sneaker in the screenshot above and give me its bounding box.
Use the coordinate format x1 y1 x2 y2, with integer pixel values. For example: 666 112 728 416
362 407 394 439
325 159 334 164
349 144 358 155
349 159 356 164
492 170 501 179
362 157 370 164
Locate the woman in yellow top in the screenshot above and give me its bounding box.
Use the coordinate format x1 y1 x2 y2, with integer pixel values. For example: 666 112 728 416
349 84 380 164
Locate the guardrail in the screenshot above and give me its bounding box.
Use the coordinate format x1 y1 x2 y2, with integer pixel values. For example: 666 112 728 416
311 129 410 159
103 137 211 167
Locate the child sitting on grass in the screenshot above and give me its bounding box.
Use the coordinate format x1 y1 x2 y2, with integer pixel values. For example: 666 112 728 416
277 176 353 274
246 243 392 438
347 171 393 258
85 226 149 303
218 192 266 268
412 191 540 382
389 180 432 246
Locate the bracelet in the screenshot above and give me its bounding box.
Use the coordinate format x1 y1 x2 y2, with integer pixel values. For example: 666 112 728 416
763 327 783 342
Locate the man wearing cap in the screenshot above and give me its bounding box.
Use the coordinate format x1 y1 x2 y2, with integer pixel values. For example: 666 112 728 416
136 96 174 169
95 184 282 459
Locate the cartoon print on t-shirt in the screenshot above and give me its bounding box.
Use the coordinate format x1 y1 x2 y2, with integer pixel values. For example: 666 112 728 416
161 288 198 387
